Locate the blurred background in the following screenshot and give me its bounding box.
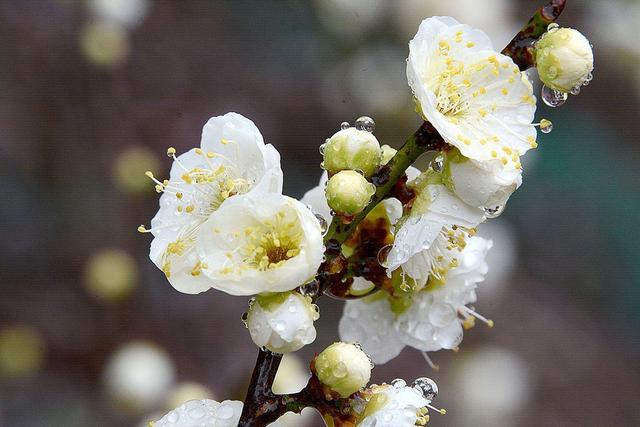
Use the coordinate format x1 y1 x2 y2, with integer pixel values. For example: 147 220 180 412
1 0 639 426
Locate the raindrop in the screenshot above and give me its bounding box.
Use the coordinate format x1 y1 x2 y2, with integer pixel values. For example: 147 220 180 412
570 86 581 96
430 155 444 173
391 378 407 388
412 377 439 401
319 143 327 155
547 23 559 31
540 118 553 134
340 121 351 130
299 280 319 298
483 205 505 218
377 244 392 267
355 116 375 132
315 213 328 236
241 311 249 327
541 85 567 108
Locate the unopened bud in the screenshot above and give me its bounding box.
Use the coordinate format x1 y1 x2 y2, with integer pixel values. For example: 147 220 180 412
535 27 594 93
323 128 381 177
314 342 372 398
326 170 375 216
246 292 317 354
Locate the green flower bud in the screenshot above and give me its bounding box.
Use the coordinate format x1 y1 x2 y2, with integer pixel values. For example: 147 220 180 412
314 342 371 398
323 128 381 177
535 27 594 93
326 170 375 216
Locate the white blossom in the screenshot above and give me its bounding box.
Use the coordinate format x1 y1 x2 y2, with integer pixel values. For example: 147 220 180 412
443 151 522 209
144 113 283 294
340 237 492 363
246 292 318 353
407 16 537 169
194 192 323 296
353 382 434 427
387 181 484 286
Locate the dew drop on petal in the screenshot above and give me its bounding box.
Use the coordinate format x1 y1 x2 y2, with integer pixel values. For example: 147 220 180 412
319 143 327 155
355 116 375 132
377 244 392 267
315 213 328 235
541 85 568 108
540 119 553 134
412 377 439 401
340 121 351 130
483 205 505 218
391 378 406 388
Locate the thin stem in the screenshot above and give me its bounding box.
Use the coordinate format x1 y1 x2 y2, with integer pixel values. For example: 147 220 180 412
238 350 283 426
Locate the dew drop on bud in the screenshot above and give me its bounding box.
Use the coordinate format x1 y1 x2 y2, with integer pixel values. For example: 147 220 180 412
570 86 581 96
340 121 351 130
483 205 505 218
412 377 438 401
547 23 559 31
541 85 568 108
319 143 327 155
354 116 375 132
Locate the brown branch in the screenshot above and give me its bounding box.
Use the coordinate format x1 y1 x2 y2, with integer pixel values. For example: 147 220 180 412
237 2 567 425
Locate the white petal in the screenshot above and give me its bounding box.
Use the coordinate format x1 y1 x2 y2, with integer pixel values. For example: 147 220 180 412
154 399 242 427
339 296 405 364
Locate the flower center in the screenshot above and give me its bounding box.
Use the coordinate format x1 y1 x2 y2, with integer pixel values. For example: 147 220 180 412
242 210 303 271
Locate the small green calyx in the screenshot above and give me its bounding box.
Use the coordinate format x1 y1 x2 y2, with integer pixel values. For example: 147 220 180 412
326 170 375 216
323 128 382 177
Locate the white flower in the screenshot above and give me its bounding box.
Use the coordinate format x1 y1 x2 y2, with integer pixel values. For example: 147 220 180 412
196 193 324 295
387 182 484 286
315 342 372 398
153 399 242 427
340 237 492 363
144 112 283 294
353 382 434 427
443 151 522 209
407 16 537 168
535 27 594 93
89 0 150 29
246 292 318 353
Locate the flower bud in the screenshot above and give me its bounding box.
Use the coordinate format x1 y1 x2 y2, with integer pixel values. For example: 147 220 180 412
323 128 381 177
314 342 372 398
443 150 521 209
326 170 375 216
246 292 318 354
535 27 594 93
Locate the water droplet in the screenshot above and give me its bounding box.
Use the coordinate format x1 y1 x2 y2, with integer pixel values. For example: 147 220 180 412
167 411 179 423
354 116 375 132
299 280 319 297
483 205 504 218
541 85 568 108
391 378 406 388
570 86 581 96
241 311 249 327
412 377 439 401
333 361 348 378
540 118 553 134
340 121 350 130
275 321 286 332
315 213 328 236
586 72 593 82
319 143 327 155
377 244 392 267
430 155 444 173
547 23 559 31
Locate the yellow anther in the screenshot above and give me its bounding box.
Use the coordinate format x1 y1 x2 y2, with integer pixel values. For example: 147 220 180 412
137 225 147 233
185 205 194 213
195 148 203 155
501 88 509 96
207 151 216 158
145 171 154 178
487 320 495 328
166 147 176 156
466 41 475 48
221 138 230 145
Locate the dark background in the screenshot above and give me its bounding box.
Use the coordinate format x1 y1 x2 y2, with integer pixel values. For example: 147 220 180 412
1 0 639 426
